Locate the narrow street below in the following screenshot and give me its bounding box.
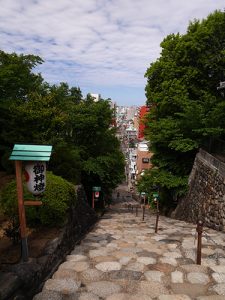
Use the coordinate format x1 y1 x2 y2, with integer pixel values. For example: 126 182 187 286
34 200 225 300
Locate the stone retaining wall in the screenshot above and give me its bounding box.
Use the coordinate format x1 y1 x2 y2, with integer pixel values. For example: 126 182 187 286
173 149 225 231
0 186 98 300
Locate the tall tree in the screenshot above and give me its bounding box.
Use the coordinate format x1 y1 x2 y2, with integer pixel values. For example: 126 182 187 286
143 10 225 205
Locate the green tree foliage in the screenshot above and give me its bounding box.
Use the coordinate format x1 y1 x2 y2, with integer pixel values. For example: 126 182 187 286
0 51 45 166
0 50 125 201
143 10 225 205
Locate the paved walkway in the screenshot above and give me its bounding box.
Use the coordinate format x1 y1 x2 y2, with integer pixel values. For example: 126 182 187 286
34 205 225 300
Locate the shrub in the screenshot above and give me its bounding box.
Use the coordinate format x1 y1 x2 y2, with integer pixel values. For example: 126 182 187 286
0 172 76 227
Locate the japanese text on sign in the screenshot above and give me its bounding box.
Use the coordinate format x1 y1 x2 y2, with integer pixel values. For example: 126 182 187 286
33 163 45 193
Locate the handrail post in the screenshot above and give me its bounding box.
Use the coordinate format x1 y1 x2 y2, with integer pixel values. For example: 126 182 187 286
196 220 203 265
155 199 159 233
142 205 145 221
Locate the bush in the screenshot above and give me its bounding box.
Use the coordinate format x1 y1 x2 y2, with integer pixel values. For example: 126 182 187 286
0 172 76 227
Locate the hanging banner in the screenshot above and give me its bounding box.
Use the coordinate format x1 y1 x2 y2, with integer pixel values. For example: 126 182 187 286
24 162 46 195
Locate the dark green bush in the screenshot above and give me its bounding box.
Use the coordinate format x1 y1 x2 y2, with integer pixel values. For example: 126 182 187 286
0 172 76 227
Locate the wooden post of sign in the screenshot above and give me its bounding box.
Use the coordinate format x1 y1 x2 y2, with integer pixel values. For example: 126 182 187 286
92 192 95 209
15 161 28 262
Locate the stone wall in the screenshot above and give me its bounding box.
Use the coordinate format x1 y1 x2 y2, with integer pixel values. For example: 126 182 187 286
0 186 98 300
173 149 225 231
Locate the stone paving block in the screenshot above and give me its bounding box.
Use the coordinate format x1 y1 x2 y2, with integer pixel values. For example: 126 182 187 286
163 251 182 259
43 278 81 295
95 261 122 272
144 270 164 282
183 249 196 260
66 255 88 262
171 271 184 283
210 266 225 273
82 242 101 248
167 244 178 250
106 293 153 300
136 281 169 298
187 272 210 284
129 294 153 300
160 257 178 266
158 295 192 300
33 291 63 300
112 250 137 259
107 270 143 280
119 256 133 265
152 235 168 241
71 245 85 254
121 247 143 253
80 268 105 282
212 273 225 283
106 242 119 250
78 292 100 300
180 264 209 273
149 263 175 273
210 283 225 295
86 281 122 298
171 283 208 298
105 293 132 300
89 249 109 258
59 261 89 272
201 248 216 256
196 296 225 300
202 258 218 267
92 255 117 263
117 242 136 248
137 256 157 265
53 269 80 280
125 262 146 272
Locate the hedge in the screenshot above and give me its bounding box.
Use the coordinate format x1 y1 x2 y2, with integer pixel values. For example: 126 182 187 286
0 172 76 227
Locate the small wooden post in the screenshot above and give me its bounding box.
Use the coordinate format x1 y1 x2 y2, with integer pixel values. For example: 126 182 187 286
15 161 28 262
142 205 145 221
92 192 95 209
155 199 159 233
196 220 203 265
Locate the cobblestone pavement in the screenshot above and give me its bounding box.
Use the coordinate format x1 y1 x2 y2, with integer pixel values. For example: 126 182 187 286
34 205 225 300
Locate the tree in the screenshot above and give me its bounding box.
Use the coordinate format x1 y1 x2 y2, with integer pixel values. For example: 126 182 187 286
0 51 45 171
0 49 125 202
144 10 225 206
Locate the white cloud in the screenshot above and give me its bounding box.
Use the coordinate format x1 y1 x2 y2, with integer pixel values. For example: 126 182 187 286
0 0 224 104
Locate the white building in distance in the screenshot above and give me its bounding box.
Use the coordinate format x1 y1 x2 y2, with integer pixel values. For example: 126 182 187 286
90 93 101 102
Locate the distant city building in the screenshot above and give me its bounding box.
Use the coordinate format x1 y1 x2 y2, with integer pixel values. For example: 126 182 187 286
138 106 150 140
90 93 101 102
136 140 153 180
126 106 138 121
108 100 117 127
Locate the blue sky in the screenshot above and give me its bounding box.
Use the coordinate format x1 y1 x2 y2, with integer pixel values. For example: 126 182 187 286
0 0 224 106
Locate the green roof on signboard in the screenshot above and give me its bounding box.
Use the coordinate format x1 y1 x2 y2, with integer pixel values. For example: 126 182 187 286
153 192 159 198
9 144 52 161
92 186 101 192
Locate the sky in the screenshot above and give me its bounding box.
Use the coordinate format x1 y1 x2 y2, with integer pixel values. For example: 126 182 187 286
0 1 224 106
